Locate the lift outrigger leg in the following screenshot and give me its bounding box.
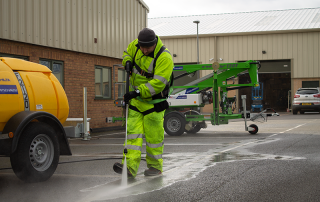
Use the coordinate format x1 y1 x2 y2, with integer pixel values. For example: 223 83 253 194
242 95 256 134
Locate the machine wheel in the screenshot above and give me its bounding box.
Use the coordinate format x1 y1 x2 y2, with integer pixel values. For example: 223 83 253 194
10 122 60 183
164 112 186 136
293 110 297 115
184 111 201 134
248 124 258 135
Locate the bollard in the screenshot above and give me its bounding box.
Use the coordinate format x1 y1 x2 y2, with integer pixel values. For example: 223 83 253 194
83 87 90 141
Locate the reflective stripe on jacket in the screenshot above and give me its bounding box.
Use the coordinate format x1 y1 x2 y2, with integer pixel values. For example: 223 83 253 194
122 36 174 106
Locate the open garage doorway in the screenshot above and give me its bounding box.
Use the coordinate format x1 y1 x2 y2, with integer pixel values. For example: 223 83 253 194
238 60 291 112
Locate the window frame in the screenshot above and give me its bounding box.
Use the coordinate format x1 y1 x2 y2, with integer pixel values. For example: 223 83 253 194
95 65 112 100
117 68 126 99
39 58 64 87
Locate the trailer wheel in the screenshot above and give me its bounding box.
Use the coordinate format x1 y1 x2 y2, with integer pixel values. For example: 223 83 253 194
164 112 186 136
248 124 258 135
10 122 60 183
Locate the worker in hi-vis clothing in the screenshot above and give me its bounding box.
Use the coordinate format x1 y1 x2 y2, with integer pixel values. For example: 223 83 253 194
113 28 174 177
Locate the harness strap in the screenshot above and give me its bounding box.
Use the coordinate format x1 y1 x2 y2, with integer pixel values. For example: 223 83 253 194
134 63 153 78
153 46 166 68
131 44 174 104
129 105 155 116
132 45 166 79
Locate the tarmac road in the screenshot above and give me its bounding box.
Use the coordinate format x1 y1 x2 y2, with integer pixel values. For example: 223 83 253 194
1 112 320 202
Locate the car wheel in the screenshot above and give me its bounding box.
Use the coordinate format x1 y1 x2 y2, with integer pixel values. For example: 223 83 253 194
164 112 186 136
293 110 297 115
10 122 60 183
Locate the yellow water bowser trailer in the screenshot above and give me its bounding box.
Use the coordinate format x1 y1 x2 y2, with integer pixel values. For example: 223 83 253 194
0 57 72 183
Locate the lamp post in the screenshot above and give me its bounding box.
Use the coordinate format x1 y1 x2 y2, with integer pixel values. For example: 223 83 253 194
193 20 200 64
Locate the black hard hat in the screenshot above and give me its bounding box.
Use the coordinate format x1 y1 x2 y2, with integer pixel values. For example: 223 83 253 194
138 28 157 47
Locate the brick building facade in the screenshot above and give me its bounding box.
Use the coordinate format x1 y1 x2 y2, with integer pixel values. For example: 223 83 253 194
0 38 124 130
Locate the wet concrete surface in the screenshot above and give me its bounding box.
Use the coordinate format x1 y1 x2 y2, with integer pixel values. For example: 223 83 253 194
1 112 320 201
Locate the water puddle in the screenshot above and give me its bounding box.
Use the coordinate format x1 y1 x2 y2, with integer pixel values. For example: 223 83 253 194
212 151 303 163
79 138 305 201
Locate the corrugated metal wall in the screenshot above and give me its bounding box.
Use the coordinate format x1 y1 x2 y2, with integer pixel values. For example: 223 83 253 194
0 0 148 59
161 31 320 78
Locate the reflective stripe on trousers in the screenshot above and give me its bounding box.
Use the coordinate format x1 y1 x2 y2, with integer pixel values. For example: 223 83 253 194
122 107 165 177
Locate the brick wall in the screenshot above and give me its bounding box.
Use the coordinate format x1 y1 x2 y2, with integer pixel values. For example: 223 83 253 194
0 39 124 130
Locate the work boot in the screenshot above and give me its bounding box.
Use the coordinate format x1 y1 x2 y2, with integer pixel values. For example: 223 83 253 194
144 167 162 176
113 162 133 177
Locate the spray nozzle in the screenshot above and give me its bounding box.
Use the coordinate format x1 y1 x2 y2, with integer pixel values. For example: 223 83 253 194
124 148 128 154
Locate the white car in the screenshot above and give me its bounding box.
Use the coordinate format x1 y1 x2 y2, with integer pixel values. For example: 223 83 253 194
292 88 320 114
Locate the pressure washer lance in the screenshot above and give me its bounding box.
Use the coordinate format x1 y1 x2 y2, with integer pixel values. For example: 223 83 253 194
124 102 128 155
123 61 132 170
121 101 129 186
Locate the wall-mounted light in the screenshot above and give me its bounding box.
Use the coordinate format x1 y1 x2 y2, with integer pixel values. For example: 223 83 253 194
173 54 177 57
219 58 223 61
209 58 214 61
262 50 266 54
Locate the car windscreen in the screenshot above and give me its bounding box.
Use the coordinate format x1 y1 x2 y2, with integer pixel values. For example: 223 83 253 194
296 89 318 95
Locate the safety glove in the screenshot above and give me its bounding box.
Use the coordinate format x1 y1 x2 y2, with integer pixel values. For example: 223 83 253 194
124 90 140 104
125 61 133 75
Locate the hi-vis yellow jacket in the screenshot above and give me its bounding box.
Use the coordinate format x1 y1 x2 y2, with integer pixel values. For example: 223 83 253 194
122 36 174 112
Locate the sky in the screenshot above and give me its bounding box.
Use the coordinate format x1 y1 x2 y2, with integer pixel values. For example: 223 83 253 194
142 0 320 18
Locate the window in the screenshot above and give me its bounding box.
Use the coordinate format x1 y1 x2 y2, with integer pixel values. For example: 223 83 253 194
0 53 29 60
39 59 64 86
95 65 111 99
118 69 126 99
297 89 319 94
302 81 319 88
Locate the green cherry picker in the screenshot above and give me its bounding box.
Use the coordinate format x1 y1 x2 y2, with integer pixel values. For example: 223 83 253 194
108 60 279 136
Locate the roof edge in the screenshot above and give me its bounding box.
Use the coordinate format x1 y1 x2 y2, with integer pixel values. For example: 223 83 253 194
148 7 320 19
159 28 320 39
139 0 149 12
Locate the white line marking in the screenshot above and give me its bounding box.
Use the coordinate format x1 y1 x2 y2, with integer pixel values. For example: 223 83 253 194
267 122 309 138
70 143 222 146
70 154 123 157
268 134 278 138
